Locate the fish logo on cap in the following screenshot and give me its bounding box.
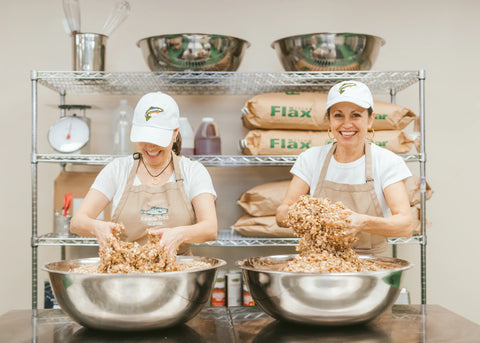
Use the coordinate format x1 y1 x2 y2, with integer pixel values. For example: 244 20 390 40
145 106 164 121
339 82 356 94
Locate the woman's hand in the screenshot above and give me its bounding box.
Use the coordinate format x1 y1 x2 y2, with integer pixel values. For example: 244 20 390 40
93 221 121 249
343 181 414 239
148 227 185 256
344 210 364 239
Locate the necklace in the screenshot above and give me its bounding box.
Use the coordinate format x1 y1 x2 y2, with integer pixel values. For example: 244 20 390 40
141 156 172 185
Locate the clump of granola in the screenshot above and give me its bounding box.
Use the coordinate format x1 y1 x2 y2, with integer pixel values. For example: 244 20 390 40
95 224 177 273
74 224 210 273
282 195 380 273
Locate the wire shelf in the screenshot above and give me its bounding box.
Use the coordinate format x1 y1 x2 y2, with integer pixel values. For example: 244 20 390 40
35 233 98 246
33 70 420 96
34 153 423 166
34 230 424 247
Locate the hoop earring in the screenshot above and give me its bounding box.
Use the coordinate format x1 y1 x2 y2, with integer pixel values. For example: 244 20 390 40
366 128 375 141
327 128 334 140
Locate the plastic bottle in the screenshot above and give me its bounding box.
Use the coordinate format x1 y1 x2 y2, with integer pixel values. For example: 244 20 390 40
194 117 221 155
226 270 242 307
211 270 226 307
243 278 255 306
178 117 195 155
112 99 133 155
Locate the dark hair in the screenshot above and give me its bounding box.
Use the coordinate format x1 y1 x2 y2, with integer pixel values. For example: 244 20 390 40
326 107 374 119
172 131 182 155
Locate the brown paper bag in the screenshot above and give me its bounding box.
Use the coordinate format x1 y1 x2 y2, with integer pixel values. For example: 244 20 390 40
242 92 417 131
411 205 432 235
242 92 330 130
233 215 295 237
241 130 414 155
405 176 434 206
238 180 290 216
411 206 421 235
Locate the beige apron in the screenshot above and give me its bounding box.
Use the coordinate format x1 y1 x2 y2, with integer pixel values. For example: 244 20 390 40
112 152 195 255
313 142 386 255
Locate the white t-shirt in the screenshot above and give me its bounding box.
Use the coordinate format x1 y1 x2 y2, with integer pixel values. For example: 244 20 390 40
290 143 412 217
91 155 217 215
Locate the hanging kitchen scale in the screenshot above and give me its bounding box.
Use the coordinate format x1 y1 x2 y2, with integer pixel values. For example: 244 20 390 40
48 104 91 153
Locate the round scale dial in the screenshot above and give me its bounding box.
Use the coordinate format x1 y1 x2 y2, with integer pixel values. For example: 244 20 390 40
48 116 90 153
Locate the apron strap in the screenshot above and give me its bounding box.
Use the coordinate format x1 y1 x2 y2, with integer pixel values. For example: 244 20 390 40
171 152 184 182
365 142 374 183
112 156 140 222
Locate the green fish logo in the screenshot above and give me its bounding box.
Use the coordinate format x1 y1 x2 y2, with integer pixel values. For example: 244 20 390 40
141 206 168 216
339 82 356 94
145 106 164 121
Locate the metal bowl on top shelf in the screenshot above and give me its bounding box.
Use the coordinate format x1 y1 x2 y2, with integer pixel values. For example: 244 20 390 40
271 32 385 71
137 33 250 71
43 256 226 331
237 254 412 326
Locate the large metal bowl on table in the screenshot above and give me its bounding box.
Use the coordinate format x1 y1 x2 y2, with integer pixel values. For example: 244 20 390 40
43 256 226 331
137 33 250 71
271 32 385 71
237 254 412 326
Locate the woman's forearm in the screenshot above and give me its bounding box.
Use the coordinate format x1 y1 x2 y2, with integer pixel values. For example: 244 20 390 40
70 213 105 237
175 218 218 244
353 212 413 238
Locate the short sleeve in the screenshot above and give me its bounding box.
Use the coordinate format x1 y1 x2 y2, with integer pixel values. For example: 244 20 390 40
290 149 315 186
377 152 412 190
290 146 329 189
91 157 126 201
180 157 217 200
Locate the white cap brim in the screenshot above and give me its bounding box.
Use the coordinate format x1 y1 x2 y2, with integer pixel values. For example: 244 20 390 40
326 96 372 111
130 125 174 147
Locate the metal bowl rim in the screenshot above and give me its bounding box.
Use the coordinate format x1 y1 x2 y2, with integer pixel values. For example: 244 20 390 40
43 256 227 276
136 33 251 48
271 32 386 48
236 253 413 276
74 32 109 39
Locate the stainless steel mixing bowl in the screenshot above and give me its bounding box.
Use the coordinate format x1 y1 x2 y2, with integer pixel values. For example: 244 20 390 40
237 254 412 326
271 32 385 71
137 33 250 71
43 256 226 331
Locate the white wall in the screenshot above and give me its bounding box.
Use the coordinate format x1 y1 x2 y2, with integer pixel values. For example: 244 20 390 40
1 0 479 325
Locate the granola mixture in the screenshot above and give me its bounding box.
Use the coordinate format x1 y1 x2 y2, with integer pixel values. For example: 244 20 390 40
73 224 211 273
281 195 385 273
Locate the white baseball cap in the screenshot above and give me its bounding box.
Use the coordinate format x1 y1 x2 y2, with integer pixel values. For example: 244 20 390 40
130 92 180 147
325 80 374 111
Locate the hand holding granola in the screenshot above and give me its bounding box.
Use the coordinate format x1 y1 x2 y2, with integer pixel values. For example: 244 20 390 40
282 195 382 273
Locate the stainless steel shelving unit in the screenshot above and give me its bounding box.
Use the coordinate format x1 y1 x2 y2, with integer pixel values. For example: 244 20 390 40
31 70 427 309
35 229 424 247
35 70 419 95
35 153 423 166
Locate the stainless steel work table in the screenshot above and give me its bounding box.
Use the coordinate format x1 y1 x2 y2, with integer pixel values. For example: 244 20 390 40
1 305 479 342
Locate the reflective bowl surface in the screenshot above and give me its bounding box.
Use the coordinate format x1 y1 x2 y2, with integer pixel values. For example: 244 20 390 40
271 32 385 71
237 254 412 326
43 256 226 331
137 33 250 71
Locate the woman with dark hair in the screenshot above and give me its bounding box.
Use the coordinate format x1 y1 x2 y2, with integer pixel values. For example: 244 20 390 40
71 92 217 256
276 81 413 256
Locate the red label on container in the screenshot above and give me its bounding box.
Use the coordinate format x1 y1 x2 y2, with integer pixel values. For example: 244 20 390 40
211 289 226 307
243 291 255 306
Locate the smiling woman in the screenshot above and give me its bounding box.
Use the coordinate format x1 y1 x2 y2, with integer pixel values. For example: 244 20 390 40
276 81 413 256
70 92 218 257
